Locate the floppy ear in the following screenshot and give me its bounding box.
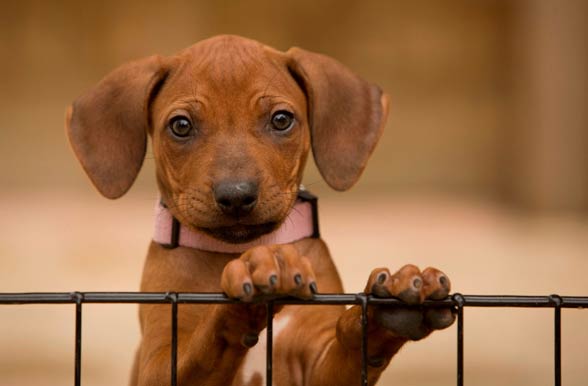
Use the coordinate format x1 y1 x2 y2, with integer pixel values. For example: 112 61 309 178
66 55 168 199
287 48 389 191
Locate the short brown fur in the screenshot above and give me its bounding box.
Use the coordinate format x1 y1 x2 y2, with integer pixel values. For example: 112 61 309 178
66 35 454 386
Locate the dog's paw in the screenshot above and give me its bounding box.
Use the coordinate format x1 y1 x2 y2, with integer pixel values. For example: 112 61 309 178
221 244 317 301
366 265 455 340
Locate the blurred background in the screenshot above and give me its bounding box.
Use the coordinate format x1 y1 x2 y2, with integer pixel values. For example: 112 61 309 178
0 1 587 385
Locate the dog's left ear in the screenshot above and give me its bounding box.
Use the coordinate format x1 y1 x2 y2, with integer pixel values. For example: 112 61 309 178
66 55 168 199
287 48 389 191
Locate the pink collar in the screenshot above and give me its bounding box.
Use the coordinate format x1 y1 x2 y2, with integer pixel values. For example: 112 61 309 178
153 195 318 253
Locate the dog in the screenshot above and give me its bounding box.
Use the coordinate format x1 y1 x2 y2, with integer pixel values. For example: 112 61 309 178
66 35 455 386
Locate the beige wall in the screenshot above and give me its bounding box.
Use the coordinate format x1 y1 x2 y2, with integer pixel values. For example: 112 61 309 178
1 0 586 211
510 0 588 211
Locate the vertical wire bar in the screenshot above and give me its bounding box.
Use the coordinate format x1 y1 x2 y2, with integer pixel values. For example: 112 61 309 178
554 306 561 386
73 292 83 386
360 294 369 386
266 301 274 386
170 293 178 386
550 295 562 386
457 306 464 386
453 294 465 386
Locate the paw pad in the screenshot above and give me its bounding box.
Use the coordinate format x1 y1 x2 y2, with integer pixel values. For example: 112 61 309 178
366 264 455 340
241 333 259 348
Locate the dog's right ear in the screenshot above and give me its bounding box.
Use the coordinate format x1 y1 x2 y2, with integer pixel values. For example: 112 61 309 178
286 48 389 192
66 55 168 199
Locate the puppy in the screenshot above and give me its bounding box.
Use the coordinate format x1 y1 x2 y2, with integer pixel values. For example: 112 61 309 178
66 35 454 386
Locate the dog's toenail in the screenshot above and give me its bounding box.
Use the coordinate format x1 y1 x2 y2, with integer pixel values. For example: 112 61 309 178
413 277 422 289
309 282 318 294
241 333 259 347
269 275 278 287
294 274 303 286
243 283 253 296
377 272 387 284
439 276 448 286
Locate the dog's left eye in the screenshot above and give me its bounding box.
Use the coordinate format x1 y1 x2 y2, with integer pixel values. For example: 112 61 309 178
271 111 294 132
169 116 193 138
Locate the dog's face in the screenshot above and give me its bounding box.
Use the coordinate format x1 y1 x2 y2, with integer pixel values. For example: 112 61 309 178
66 35 388 243
151 40 310 242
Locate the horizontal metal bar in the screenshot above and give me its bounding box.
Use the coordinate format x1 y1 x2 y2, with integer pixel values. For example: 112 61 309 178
0 292 587 308
448 295 588 308
0 292 75 304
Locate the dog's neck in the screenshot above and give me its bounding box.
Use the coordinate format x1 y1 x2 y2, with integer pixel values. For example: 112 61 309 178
153 191 319 253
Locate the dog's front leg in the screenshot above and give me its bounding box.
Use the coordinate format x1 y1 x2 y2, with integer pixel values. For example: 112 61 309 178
306 265 455 386
135 244 316 386
135 303 260 386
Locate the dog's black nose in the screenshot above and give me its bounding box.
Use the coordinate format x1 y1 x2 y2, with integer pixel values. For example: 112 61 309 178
214 180 259 216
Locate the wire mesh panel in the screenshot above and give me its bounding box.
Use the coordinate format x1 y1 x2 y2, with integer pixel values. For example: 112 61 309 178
0 292 587 386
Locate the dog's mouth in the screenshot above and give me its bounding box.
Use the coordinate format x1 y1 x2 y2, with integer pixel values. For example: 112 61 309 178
200 222 279 244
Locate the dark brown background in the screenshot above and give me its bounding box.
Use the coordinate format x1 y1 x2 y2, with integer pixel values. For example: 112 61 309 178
0 1 587 386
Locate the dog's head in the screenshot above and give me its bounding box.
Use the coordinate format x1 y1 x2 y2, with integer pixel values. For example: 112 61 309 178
66 35 388 243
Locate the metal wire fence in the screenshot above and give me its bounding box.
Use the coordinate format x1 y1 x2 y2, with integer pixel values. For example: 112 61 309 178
1 292 587 386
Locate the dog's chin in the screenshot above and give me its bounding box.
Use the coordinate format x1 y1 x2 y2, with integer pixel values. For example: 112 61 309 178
202 222 279 244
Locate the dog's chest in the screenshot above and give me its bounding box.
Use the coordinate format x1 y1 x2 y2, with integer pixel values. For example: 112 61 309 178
235 312 300 386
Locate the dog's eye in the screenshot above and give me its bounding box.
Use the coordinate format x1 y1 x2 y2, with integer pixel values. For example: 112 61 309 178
271 111 294 132
169 116 193 138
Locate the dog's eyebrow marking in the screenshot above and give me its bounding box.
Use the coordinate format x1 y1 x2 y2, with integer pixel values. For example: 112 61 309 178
240 314 292 386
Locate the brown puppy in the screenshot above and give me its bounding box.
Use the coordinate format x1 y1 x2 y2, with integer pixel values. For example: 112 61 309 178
66 35 454 386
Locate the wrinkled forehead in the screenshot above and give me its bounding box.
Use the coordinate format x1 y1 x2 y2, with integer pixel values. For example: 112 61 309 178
161 38 305 106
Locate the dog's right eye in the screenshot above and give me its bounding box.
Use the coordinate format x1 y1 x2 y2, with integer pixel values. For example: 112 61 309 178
169 116 193 138
271 111 294 132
